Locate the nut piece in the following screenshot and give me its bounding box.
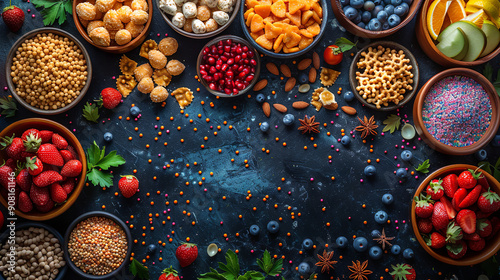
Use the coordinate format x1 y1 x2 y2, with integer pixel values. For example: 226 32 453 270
313 51 320 69
309 68 317 83
273 103 287 113
266 62 279 75
297 58 312 70
292 101 309 109
284 77 296 91
262 102 271 117
280 64 291 77
341 106 357 115
253 79 268 91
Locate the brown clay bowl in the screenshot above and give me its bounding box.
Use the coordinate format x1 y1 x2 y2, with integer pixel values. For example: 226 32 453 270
411 164 500 266
0 118 87 221
349 41 419 111
73 0 153 53
331 0 423 38
413 68 500 155
416 0 500 67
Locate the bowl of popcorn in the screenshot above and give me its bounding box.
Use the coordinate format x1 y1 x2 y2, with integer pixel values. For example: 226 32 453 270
73 0 153 53
348 41 419 111
5 28 92 115
157 0 241 39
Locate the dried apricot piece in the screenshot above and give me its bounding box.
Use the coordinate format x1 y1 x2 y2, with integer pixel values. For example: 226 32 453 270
246 12 255 26
255 34 274 50
286 10 301 26
251 14 265 32
301 0 312 11
244 8 254 20
300 28 314 38
274 42 284 52
254 4 271 18
298 36 314 49
289 0 305 14
274 33 285 49
304 18 316 27
285 31 301 48
312 2 322 17
265 23 283 39
271 0 286 18
246 0 260 9
263 16 275 25
302 10 313 25
260 0 272 4
306 22 320 35
283 45 300 53
251 30 265 40
312 10 322 23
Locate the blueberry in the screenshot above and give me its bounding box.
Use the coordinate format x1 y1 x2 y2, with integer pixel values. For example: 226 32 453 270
387 14 401 27
350 0 364 9
401 150 413 161
363 1 375 11
336 236 348 248
298 262 310 275
403 248 414 259
394 5 407 16
260 122 270 132
400 2 410 13
256 93 265 103
391 244 401 255
384 4 395 15
382 193 394 205
369 246 383 260
361 11 372 23
299 73 308 84
373 0 382 5
353 237 368 252
267 220 279 233
340 0 350 6
357 22 366 29
382 21 390 30
383 0 391 4
345 7 359 20
376 11 388 23
368 18 382 31
147 244 157 253
371 5 384 17
343 90 355 101
341 135 351 146
371 229 381 237
364 165 376 176
130 106 141 116
374 210 388 224
283 114 295 126
353 13 362 24
475 149 487 161
396 168 407 178
492 135 500 147
391 0 402 5
249 225 260 236
103 132 113 142
302 238 313 250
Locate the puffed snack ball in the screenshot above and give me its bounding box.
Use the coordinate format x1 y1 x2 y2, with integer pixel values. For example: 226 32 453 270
199 0 218 9
117 5 133 23
158 37 179 56
131 10 149 25
150 86 169 103
191 19 206 33
137 77 155 94
212 11 229 26
148 50 167 69
134 63 153 82
89 27 111 46
131 0 148 11
76 2 97 21
217 0 233 12
159 0 178 16
87 20 105 34
174 0 188 6
166 59 185 76
205 18 218 32
171 12 186 28
196 5 211 21
182 2 197 18
96 0 116 13
125 21 144 37
115 29 132 45
103 9 124 30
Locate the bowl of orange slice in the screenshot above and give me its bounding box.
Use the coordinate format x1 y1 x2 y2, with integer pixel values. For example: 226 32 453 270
416 0 500 67
240 0 327 58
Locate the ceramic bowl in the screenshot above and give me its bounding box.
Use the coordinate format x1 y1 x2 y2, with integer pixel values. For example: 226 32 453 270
0 118 87 221
157 0 241 39
415 0 500 67
413 68 500 155
331 0 423 38
64 211 132 279
73 0 153 53
349 41 419 111
411 164 500 266
240 0 328 58
5 27 92 115
196 35 261 97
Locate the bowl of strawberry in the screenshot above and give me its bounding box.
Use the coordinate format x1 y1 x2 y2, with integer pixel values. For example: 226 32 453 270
411 164 500 265
197 35 261 97
0 118 86 221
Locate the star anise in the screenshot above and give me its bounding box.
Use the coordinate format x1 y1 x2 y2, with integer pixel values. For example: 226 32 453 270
373 228 395 250
355 115 378 139
315 250 337 273
298 115 320 134
348 260 373 280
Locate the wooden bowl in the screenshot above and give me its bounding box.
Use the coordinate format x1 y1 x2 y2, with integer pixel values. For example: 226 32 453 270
415 0 500 67
411 164 500 266
5 28 92 115
157 0 241 39
73 0 153 53
331 0 423 38
349 41 420 111
413 68 500 155
0 118 87 221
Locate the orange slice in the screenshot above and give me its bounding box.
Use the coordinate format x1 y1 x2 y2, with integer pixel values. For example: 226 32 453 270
447 0 467 23
427 0 452 40
461 9 486 28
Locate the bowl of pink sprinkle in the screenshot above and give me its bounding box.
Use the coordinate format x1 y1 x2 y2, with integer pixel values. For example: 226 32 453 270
413 68 500 155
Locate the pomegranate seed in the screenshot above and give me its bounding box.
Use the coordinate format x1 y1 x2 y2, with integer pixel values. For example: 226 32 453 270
227 58 234 65
245 75 254 82
235 55 241 62
224 88 232 94
250 59 257 66
221 64 228 71
242 53 247 59
242 46 249 52
209 83 216 90
200 70 207 76
208 57 215 64
248 51 254 58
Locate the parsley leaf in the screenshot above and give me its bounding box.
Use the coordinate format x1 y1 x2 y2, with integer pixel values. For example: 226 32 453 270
257 250 283 276
416 159 430 174
86 169 113 188
31 0 72 26
382 114 401 133
96 151 126 170
484 63 493 81
199 268 227 280
85 141 125 188
129 258 149 280
83 102 100 123
335 37 357 53
219 249 240 278
0 96 17 118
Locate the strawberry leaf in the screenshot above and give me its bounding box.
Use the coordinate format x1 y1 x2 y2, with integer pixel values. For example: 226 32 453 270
0 96 17 118
95 150 126 170
416 159 430 174
86 169 113 188
334 37 357 53
198 268 227 280
86 142 125 188
219 250 240 278
129 258 149 280
382 114 401 133
82 102 100 123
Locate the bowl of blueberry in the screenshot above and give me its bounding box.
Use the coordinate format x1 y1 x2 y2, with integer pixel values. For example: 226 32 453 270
331 0 423 38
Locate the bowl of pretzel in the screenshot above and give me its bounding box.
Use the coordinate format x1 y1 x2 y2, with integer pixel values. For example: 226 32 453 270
349 41 419 111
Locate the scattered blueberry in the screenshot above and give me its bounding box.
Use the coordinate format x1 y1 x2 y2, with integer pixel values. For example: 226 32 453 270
374 210 388 224
401 150 413 161
369 246 383 260
350 0 364 9
103 132 113 142
368 18 382 31
361 11 372 23
357 22 366 29
403 248 414 259
384 4 395 14
382 21 390 30
387 14 401 27
256 93 265 103
283 114 295 126
396 167 407 178
343 90 355 101
391 244 401 255
130 106 141 116
363 1 375 11
376 10 388 22
394 4 407 16
382 193 394 205
345 7 359 20
260 122 270 132
391 0 402 6
302 238 313 250
371 229 381 237
267 220 279 233
298 262 310 275
493 135 500 147
475 149 487 161
364 165 376 176
147 244 157 253
336 236 348 248
353 237 368 252
371 5 384 17
249 225 260 236
341 135 351 146
299 73 308 84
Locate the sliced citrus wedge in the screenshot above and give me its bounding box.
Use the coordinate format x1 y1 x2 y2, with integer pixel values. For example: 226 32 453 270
461 9 486 28
427 0 453 40
448 0 467 23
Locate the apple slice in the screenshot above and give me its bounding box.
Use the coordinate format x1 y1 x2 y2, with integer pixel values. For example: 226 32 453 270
436 27 466 58
480 20 500 57
438 21 486 61
452 27 469 60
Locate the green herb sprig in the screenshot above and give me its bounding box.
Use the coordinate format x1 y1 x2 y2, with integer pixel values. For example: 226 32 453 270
31 0 72 26
86 141 126 188
129 258 149 280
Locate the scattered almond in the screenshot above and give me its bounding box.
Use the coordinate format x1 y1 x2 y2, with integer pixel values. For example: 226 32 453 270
309 68 317 83
273 103 287 113
297 58 312 70
262 102 271 117
313 52 320 69
285 77 296 91
266 63 279 76
341 106 357 115
280 64 291 77
292 101 309 109
253 79 268 91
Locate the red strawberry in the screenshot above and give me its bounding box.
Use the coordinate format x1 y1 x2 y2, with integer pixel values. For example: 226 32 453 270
468 238 485 251
458 169 481 189
66 145 79 160
432 201 449 231
390 264 415 280
51 133 68 150
118 175 139 198
158 266 180 280
22 129 41 153
39 130 53 143
445 221 463 244
175 242 198 267
60 150 76 162
417 218 433 234
414 194 434 218
463 232 481 241
1 135 25 160
426 232 446 249
15 169 31 191
0 165 14 189
2 5 24 32
477 219 492 238
101 88 122 109
477 174 490 192
476 210 493 219
446 239 467 259
61 160 82 177
50 183 67 203
37 143 64 167
442 174 458 198
21 129 40 141
33 170 63 188
26 156 43 176
489 217 500 239
5 158 16 170
458 185 482 208
477 190 500 213
36 199 54 213
61 179 75 194
439 196 456 219
18 191 33 213
30 184 50 206
452 188 468 211
456 209 476 234
426 179 444 200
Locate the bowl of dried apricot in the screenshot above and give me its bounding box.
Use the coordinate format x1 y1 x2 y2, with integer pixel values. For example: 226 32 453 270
240 0 327 57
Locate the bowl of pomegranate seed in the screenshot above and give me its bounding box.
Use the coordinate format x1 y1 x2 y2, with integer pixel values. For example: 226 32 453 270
197 35 261 97
0 118 86 221
411 164 500 266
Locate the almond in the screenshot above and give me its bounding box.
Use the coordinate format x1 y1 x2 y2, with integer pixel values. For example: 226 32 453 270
285 77 296 91
273 103 287 113
309 68 317 83
280 64 291 77
297 58 312 70
253 79 268 91
341 106 357 115
262 102 271 117
313 52 320 69
292 101 309 109
266 62 279 75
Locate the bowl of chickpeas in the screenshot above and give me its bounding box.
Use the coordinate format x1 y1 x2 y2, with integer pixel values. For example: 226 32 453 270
5 27 92 115
73 0 153 53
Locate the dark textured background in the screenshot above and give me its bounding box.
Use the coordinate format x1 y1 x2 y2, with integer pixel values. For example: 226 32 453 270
1 0 500 279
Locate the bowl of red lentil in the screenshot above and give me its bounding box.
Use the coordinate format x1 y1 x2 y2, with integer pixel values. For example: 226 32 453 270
5 27 92 115
64 211 132 279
